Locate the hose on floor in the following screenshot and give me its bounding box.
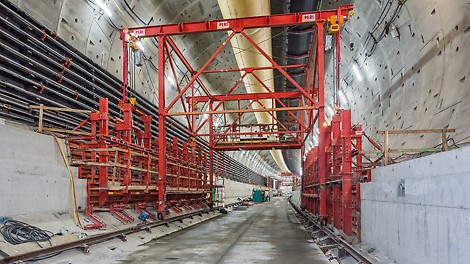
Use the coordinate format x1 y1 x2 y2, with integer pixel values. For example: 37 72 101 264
0 220 54 247
51 133 84 229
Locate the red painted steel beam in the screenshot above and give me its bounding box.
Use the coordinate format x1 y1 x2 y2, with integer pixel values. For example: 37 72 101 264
157 35 166 219
199 129 305 137
201 64 305 74
166 106 317 116
213 143 301 151
316 21 327 223
341 109 353 235
126 6 353 36
189 91 302 103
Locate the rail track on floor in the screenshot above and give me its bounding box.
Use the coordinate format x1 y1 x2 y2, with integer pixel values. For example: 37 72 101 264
288 197 375 264
0 202 244 263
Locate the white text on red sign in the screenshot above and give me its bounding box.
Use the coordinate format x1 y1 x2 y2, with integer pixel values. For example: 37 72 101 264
133 29 146 37
302 14 316 22
217 21 230 29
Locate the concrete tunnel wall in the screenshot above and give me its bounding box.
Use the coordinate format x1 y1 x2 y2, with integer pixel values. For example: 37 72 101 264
361 146 470 264
0 123 87 217
0 123 261 217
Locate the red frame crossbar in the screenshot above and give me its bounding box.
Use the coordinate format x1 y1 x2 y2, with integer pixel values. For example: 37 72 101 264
120 4 354 223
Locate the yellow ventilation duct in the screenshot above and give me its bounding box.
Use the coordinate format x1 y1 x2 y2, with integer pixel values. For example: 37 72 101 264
218 0 290 173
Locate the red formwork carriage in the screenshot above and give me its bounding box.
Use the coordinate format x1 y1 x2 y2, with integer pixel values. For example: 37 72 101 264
67 5 359 232
301 109 381 239
67 98 212 229
120 5 355 223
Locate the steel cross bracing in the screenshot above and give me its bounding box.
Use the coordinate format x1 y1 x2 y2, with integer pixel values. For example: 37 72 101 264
121 5 353 217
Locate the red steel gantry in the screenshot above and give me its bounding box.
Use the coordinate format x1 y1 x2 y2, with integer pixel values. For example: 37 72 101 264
121 6 354 225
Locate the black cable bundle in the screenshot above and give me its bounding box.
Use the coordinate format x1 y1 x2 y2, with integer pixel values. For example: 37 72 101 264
0 220 54 247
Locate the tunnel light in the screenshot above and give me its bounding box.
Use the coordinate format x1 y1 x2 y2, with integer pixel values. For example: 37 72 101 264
135 40 145 51
326 106 335 117
313 135 319 146
167 76 176 87
96 0 113 17
338 90 348 106
352 64 363 82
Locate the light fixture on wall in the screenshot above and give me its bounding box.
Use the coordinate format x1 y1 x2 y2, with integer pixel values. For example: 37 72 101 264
352 63 363 82
96 0 113 17
326 105 335 117
338 90 348 106
389 24 400 38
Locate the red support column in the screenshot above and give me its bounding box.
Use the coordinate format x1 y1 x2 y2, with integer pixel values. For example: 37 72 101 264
209 101 214 204
117 102 133 196
98 98 109 206
157 35 167 219
333 185 342 229
341 109 353 235
301 145 306 209
121 31 128 101
316 21 327 224
325 125 333 224
332 113 342 229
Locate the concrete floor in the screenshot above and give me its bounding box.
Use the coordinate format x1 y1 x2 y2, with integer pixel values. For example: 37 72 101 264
122 197 329 264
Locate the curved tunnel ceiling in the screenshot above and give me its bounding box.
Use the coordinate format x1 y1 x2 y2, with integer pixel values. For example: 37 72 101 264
217 0 290 173
8 0 470 174
323 0 470 151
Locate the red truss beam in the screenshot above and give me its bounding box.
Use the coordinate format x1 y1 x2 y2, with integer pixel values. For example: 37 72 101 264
213 143 301 151
166 106 316 116
189 91 302 103
126 6 353 36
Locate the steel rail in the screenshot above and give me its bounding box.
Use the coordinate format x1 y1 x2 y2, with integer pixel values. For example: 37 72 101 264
288 197 375 264
0 202 245 263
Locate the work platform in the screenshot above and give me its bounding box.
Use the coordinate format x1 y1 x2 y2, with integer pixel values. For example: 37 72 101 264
123 197 329 264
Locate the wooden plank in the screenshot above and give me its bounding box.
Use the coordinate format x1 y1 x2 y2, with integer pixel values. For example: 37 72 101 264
389 148 443 153
42 127 91 136
70 160 157 174
38 104 44 133
361 148 444 154
30 105 92 114
73 147 158 160
71 161 126 168
384 130 389 165
91 185 158 191
377 129 455 134
442 131 449 152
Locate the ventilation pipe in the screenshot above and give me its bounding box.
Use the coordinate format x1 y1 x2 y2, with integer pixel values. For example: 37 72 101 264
218 0 290 173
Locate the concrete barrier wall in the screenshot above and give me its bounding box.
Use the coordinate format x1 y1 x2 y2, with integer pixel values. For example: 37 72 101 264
223 178 259 204
0 123 267 216
291 190 301 208
361 146 470 264
0 124 86 217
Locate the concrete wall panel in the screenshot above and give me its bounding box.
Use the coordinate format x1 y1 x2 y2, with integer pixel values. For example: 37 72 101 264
361 146 470 263
0 124 86 217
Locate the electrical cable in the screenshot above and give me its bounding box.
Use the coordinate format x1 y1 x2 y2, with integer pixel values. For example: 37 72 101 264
122 0 152 25
366 0 408 56
51 133 84 229
0 220 54 247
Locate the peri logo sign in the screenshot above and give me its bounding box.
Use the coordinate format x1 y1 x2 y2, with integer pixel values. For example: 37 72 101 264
132 29 146 37
217 21 230 29
301 14 316 22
